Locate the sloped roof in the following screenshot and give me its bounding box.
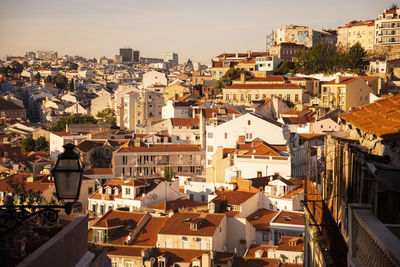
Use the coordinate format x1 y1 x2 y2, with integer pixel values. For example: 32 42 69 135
159 212 225 236
170 118 199 127
225 83 303 90
340 94 400 137
211 190 257 206
247 209 279 231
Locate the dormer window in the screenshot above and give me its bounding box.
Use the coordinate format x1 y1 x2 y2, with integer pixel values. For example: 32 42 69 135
289 239 298 246
98 187 103 194
113 187 119 196
190 222 198 230
106 188 112 195
284 216 292 222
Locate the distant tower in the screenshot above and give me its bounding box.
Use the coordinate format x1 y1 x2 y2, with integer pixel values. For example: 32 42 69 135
165 52 179 68
133 50 140 63
119 47 133 62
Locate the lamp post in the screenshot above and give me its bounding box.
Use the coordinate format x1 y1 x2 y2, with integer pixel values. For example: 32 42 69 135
0 143 83 238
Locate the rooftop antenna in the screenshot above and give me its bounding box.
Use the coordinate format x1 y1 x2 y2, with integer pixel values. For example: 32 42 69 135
266 30 274 54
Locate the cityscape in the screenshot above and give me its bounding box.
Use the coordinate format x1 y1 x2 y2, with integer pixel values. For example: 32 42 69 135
0 1 399 267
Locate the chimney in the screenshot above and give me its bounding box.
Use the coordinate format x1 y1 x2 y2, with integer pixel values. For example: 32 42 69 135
240 73 246 84
134 136 141 147
335 76 343 84
247 50 251 58
235 52 238 58
237 135 245 145
201 252 211 267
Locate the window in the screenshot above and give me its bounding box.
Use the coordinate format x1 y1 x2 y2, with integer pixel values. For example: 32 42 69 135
257 171 262 178
178 166 182 172
88 187 93 195
279 94 282 98
269 204 273 210
263 232 269 241
112 262 118 267
295 94 299 102
248 120 251 125
126 262 133 267
360 96 362 101
122 156 128 165
255 94 259 99
262 94 266 98
240 94 245 101
125 187 131 195
189 194 194 200
286 94 290 101
158 259 166 267
208 132 213 138
207 160 212 165
207 146 213 152
233 94 237 101
224 132 228 139
247 94 251 101
365 96 368 100
225 94 229 101
236 170 241 177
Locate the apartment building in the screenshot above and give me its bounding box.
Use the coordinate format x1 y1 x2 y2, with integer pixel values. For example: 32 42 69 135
320 76 370 112
337 21 360 51
375 8 400 46
113 142 205 178
223 82 308 106
347 20 375 50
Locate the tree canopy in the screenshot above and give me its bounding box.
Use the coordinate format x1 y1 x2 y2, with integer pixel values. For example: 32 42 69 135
96 108 117 128
216 68 252 93
273 61 297 75
21 137 49 152
50 114 98 132
293 42 368 75
54 74 69 90
68 62 79 70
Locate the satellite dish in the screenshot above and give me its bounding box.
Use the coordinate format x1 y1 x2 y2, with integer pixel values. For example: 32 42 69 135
150 257 156 263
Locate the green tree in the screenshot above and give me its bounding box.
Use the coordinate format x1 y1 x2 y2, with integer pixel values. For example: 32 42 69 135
50 114 98 132
346 42 368 74
67 62 79 70
35 136 49 152
164 166 173 180
273 61 297 75
216 68 251 93
96 108 117 128
21 137 36 152
54 74 69 90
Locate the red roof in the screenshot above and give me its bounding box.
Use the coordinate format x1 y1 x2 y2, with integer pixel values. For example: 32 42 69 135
171 118 199 127
116 144 202 153
159 212 225 236
247 209 279 230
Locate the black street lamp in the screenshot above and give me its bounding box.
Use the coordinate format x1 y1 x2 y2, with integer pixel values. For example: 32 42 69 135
0 143 83 238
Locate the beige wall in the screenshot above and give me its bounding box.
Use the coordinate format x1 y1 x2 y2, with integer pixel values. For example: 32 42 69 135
348 25 375 50
206 146 231 183
223 88 308 106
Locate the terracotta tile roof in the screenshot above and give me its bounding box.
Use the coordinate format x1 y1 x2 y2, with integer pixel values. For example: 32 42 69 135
170 117 199 127
271 211 305 226
282 187 304 199
134 216 168 246
214 252 235 264
282 116 315 124
100 245 149 257
339 94 400 137
152 248 207 266
52 131 72 137
0 98 25 111
276 236 304 252
159 212 225 236
0 144 24 162
211 190 257 206
279 263 303 267
116 144 202 153
324 77 358 85
149 198 205 211
76 140 105 152
93 210 147 229
245 244 274 258
84 168 113 175
0 173 54 194
234 257 279 267
359 76 378 83
247 209 279 230
226 83 303 90
298 133 325 140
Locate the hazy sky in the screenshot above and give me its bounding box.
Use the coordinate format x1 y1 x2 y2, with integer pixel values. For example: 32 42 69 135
0 0 394 64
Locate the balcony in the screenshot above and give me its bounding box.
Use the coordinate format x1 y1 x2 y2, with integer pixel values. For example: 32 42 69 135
348 204 400 267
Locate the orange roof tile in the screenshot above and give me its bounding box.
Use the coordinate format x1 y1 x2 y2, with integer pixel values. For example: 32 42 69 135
271 211 305 226
170 117 199 127
276 236 304 252
247 209 279 230
226 83 302 90
340 94 400 137
159 212 225 236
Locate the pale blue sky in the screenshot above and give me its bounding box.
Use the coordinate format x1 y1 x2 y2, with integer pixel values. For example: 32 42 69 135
0 0 394 64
